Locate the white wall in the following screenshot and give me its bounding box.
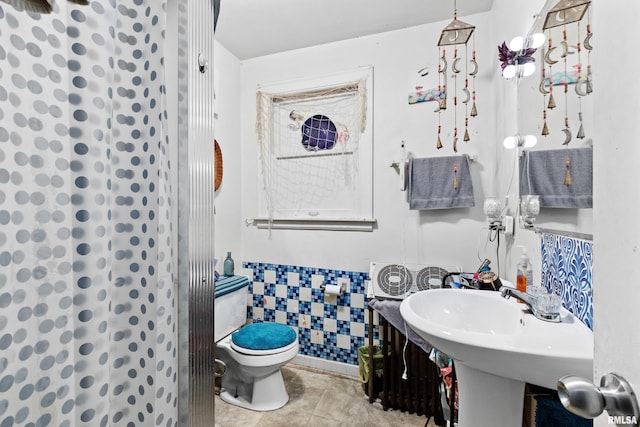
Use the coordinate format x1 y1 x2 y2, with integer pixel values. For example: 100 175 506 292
235 12 501 274
213 41 243 271
215 1 596 282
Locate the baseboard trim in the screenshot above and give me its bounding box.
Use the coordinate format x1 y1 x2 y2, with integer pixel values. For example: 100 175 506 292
292 355 359 379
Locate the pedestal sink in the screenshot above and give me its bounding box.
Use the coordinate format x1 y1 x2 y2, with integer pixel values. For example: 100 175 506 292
400 288 593 427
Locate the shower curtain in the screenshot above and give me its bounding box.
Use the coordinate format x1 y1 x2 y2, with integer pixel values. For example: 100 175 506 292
0 1 177 425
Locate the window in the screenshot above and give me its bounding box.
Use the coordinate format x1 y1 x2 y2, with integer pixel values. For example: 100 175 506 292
254 67 375 231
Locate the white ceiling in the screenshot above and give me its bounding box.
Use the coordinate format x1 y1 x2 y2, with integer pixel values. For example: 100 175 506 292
215 0 495 60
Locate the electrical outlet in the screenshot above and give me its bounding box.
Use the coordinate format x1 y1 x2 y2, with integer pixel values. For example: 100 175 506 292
502 216 514 235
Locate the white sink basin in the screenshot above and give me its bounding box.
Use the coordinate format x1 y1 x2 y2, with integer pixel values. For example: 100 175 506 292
400 288 593 427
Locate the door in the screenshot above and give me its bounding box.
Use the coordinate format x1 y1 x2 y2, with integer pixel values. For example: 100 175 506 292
592 1 640 425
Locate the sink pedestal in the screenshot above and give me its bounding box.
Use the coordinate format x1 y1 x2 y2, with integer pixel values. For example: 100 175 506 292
455 363 525 427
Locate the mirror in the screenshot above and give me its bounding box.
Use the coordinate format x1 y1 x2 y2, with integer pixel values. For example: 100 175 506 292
516 0 593 237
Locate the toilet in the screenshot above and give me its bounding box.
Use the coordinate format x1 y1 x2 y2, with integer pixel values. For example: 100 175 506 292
214 275 299 411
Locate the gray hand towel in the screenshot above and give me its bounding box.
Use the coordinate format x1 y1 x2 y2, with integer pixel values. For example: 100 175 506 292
520 147 592 208
368 299 432 354
408 154 475 210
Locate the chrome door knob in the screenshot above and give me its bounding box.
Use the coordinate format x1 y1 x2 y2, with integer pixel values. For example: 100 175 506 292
557 373 639 423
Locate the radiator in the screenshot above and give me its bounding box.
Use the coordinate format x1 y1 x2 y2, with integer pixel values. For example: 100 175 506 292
367 309 445 424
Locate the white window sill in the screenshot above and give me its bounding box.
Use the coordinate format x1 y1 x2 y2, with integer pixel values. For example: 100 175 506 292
248 217 377 232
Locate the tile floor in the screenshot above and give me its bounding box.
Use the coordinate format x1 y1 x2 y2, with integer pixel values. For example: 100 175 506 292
214 364 439 427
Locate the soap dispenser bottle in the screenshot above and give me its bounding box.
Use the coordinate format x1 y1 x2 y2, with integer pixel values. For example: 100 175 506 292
516 247 532 294
223 252 235 277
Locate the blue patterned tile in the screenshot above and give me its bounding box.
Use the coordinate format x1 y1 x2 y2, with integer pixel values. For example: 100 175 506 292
311 289 324 303
299 301 311 315
337 320 350 335
350 308 365 323
242 262 256 270
541 233 593 329
325 331 337 346
263 283 276 297
350 336 365 348
287 286 300 300
298 328 311 339
275 297 287 311
252 294 263 307
340 294 351 306
286 312 299 326
299 269 312 287
310 316 323 329
263 308 275 322
243 261 371 365
286 265 301 274
324 304 337 318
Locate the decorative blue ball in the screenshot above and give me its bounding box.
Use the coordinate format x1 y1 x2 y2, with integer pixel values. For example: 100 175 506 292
301 114 337 151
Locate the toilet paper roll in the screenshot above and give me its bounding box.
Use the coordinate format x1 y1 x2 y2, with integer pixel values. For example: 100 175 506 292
324 284 344 296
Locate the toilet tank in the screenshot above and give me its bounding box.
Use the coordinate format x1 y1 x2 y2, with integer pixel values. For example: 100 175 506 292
214 276 249 342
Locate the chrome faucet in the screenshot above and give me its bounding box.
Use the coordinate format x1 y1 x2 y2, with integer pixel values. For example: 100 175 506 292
500 287 561 323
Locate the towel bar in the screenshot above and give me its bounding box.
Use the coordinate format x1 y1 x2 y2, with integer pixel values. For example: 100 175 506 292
391 154 478 169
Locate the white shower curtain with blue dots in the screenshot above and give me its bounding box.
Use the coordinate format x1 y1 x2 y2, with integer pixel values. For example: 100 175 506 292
0 1 177 425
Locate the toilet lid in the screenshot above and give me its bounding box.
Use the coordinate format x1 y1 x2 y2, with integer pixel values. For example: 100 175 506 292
231 323 297 353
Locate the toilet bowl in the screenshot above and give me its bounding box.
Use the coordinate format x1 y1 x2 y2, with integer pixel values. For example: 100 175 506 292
216 322 299 411
214 275 299 411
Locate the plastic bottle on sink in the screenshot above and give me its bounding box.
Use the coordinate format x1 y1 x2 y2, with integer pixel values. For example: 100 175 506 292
516 247 532 295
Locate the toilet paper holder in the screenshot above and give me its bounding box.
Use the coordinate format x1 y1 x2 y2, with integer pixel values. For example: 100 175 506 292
321 283 346 296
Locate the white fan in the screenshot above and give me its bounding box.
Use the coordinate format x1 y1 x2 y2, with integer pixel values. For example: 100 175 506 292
415 266 452 290
370 262 459 300
375 264 413 296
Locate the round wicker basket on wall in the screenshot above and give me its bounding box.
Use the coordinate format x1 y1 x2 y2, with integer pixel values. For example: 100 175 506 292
214 140 223 191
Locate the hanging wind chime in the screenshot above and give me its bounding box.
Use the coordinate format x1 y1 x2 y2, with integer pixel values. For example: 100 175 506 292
541 0 592 187
436 48 446 150
575 8 593 138
436 0 476 189
540 35 557 137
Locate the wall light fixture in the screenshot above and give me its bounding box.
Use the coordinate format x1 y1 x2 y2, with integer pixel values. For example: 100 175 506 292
520 195 541 228
503 134 537 149
484 197 503 230
498 33 545 80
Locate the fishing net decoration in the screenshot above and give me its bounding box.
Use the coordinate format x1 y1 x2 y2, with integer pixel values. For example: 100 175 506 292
256 79 367 223
301 114 339 151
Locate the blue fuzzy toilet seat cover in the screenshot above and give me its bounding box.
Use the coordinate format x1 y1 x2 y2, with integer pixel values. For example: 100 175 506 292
232 323 297 351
